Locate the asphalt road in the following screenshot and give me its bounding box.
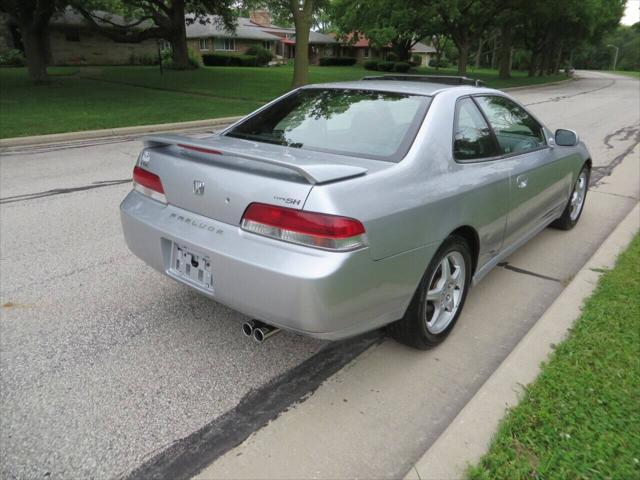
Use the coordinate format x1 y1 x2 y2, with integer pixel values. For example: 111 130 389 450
1 71 638 479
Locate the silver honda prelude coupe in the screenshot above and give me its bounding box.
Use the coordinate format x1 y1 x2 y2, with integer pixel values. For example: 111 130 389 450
120 75 591 349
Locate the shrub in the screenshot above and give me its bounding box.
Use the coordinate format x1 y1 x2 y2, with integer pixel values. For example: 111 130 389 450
428 58 450 68
202 53 258 67
385 52 398 62
363 59 379 70
377 61 395 71
245 45 273 66
159 47 200 69
409 54 422 67
393 62 411 73
318 56 357 66
128 52 158 66
0 49 26 66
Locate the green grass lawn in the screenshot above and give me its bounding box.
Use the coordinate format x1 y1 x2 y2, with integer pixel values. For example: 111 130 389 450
468 233 640 480
0 64 567 139
607 70 640 79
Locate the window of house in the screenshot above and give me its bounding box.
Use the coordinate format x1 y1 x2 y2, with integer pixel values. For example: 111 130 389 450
474 95 546 155
159 40 171 51
325 46 333 57
453 97 499 161
199 38 210 51
65 29 80 42
262 41 272 50
363 47 370 58
214 38 236 51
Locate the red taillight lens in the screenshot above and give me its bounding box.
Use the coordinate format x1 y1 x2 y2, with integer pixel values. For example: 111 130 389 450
133 166 166 203
241 203 366 251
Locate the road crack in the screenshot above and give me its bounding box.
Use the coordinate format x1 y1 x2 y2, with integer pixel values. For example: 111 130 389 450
523 79 616 107
0 179 132 204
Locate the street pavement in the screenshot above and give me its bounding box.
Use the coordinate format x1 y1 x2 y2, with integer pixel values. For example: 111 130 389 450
0 71 638 479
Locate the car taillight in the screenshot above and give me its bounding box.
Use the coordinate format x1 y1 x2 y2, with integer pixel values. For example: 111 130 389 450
241 203 366 251
133 166 166 203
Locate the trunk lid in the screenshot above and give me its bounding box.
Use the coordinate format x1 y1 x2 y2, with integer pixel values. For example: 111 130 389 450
140 133 382 226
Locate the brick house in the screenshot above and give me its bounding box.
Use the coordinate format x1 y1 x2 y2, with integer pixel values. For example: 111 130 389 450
186 10 338 65
0 8 349 67
333 32 436 65
47 10 158 66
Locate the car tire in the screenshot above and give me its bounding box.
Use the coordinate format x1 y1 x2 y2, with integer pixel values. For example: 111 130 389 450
388 235 472 350
551 165 590 231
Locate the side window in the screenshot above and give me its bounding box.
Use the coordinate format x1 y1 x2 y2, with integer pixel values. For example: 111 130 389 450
475 96 545 155
453 98 498 161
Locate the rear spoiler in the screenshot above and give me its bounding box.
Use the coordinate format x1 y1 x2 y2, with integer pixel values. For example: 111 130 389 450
143 134 367 185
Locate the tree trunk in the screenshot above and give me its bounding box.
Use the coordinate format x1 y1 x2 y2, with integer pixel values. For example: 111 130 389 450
474 37 483 69
393 38 412 62
528 51 540 77
497 24 512 79
169 0 192 69
291 16 310 87
553 42 563 74
22 24 49 84
538 48 550 76
170 33 191 68
457 41 469 75
491 35 498 69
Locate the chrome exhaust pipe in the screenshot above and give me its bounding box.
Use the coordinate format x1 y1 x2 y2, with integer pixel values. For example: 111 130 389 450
242 320 257 337
253 324 281 343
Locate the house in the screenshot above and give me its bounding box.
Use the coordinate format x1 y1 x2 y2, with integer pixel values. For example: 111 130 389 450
333 32 436 65
46 10 158 66
0 8 337 66
186 10 338 65
412 41 437 67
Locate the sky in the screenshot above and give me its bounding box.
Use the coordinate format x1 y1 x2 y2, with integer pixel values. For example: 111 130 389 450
622 0 640 25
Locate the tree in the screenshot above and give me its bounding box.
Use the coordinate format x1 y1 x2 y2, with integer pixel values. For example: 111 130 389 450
430 0 498 75
0 0 65 83
249 0 328 87
332 0 437 61
430 33 449 70
72 0 237 69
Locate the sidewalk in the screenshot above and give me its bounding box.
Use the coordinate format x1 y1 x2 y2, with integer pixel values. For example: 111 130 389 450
192 152 638 479
406 202 639 480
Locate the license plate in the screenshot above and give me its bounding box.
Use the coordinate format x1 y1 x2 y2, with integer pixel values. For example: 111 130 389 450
170 243 213 291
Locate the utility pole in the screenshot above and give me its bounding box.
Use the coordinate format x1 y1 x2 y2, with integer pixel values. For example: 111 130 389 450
607 44 619 71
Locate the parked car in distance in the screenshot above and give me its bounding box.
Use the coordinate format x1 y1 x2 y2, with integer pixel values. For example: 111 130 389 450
120 75 591 349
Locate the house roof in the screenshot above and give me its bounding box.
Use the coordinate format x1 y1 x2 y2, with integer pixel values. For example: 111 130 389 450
50 9 339 46
412 42 436 54
331 33 435 53
186 16 281 41
186 16 337 44
51 8 155 29
332 32 370 48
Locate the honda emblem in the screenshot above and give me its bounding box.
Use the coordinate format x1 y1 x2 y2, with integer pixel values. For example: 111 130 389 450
193 180 205 195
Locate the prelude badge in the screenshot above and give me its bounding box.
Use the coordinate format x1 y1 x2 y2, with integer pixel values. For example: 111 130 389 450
193 180 205 196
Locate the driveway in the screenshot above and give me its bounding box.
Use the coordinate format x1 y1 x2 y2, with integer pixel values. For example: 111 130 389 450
0 70 638 479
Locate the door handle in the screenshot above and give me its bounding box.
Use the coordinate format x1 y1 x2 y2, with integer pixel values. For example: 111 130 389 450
517 175 528 189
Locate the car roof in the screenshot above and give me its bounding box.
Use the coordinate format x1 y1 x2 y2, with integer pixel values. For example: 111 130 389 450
302 80 500 97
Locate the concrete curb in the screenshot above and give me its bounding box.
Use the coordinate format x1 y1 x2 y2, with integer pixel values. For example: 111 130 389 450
502 76 575 92
405 201 640 480
0 116 243 149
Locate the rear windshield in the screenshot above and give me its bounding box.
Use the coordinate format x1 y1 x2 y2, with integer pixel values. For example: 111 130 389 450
224 88 431 162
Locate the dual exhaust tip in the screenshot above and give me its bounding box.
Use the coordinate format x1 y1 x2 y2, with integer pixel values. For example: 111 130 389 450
242 320 280 343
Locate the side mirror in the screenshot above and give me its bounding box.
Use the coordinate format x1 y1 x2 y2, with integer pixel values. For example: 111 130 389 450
555 129 579 147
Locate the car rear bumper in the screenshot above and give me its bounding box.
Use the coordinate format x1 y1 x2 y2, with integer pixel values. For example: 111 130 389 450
120 190 434 340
